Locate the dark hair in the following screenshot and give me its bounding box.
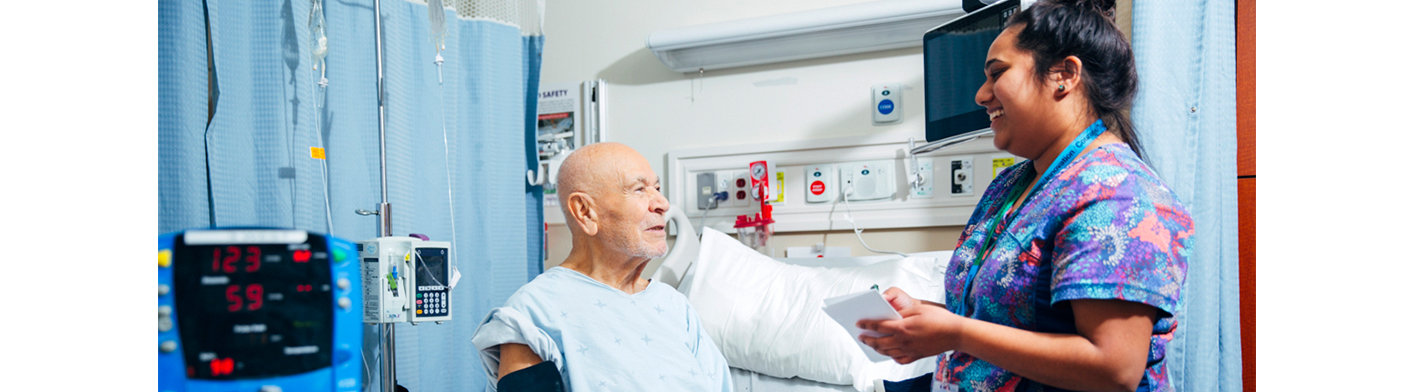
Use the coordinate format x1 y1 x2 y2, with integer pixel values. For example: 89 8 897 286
1007 0 1147 164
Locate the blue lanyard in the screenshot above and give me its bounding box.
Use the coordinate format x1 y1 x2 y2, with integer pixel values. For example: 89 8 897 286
956 120 1107 316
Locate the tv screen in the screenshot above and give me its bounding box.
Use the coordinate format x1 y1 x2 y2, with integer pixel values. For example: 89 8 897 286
923 0 1020 145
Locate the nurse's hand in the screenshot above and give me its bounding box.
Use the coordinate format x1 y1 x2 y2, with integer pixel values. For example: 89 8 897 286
857 298 963 364
879 287 920 311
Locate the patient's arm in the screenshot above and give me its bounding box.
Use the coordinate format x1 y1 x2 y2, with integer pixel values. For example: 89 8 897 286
497 343 543 379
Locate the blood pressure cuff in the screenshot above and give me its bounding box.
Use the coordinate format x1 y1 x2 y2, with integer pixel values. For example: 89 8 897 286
882 373 932 392
496 361 564 392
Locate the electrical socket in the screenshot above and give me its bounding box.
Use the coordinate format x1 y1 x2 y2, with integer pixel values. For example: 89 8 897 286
732 172 751 207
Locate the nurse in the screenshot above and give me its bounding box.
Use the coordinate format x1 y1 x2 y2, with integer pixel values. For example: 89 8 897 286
858 1 1192 391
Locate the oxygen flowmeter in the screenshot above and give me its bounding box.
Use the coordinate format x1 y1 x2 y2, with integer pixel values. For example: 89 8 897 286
735 160 777 255
157 229 363 392
358 236 452 325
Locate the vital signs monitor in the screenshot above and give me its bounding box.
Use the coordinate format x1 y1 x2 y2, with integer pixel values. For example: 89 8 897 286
158 229 363 392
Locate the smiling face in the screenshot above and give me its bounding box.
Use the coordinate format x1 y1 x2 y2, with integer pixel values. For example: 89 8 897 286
976 25 1062 159
594 147 670 260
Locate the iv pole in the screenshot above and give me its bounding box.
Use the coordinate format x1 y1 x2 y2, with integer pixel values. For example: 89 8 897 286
367 0 397 390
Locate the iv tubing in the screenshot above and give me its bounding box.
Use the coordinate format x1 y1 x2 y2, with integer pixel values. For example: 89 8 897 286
436 46 457 272
313 68 334 234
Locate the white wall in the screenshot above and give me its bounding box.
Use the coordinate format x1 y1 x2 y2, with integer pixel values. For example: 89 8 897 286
541 0 967 270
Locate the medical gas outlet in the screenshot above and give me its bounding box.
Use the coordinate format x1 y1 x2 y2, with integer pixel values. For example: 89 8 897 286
359 236 452 325
735 161 777 256
949 157 973 196
910 158 934 199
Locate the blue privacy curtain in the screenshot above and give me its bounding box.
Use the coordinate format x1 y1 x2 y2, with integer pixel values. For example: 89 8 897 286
158 0 212 233
158 0 543 390
376 2 532 390
1130 2 1242 392
523 35 545 282
205 0 342 232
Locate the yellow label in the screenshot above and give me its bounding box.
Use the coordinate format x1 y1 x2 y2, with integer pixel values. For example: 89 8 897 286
310 147 326 160
992 157 1016 178
774 171 785 203
158 249 172 268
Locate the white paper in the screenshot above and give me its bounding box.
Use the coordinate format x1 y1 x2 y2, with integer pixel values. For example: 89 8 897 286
822 290 902 362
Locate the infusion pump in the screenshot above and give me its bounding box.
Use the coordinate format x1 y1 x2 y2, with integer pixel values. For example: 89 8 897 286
358 236 452 325
157 229 362 392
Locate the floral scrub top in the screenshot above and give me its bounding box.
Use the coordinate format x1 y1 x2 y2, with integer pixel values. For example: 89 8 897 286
933 143 1192 392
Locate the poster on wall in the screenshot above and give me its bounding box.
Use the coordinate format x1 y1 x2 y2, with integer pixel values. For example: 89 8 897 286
537 80 606 224
537 82 582 210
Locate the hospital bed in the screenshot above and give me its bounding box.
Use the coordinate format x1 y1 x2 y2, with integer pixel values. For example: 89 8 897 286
654 206 952 392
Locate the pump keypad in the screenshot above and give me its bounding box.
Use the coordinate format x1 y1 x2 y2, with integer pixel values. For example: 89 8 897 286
416 291 448 317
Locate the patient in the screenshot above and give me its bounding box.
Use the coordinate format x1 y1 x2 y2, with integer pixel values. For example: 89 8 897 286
471 142 734 391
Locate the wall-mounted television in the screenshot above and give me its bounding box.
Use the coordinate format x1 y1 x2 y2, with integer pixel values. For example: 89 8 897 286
915 0 1024 154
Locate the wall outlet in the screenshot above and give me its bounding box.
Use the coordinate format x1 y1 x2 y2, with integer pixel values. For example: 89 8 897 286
732 172 751 207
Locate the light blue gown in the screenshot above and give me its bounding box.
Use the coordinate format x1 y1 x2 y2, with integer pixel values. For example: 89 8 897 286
472 267 734 391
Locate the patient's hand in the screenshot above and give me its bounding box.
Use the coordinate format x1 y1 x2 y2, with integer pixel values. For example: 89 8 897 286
857 299 963 364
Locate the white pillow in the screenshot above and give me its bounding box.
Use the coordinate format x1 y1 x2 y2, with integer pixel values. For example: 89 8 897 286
678 229 946 391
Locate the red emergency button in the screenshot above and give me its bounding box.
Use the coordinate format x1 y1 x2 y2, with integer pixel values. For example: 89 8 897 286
810 181 825 195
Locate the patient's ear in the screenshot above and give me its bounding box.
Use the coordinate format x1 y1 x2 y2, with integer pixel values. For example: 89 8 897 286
566 192 599 236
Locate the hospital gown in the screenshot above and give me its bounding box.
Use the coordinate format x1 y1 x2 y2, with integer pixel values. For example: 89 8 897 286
471 266 734 391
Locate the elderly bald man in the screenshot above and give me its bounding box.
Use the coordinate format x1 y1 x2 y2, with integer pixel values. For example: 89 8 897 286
471 143 733 392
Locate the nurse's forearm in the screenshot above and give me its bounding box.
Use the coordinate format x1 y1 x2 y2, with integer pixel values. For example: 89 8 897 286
953 300 1154 392
954 320 1132 392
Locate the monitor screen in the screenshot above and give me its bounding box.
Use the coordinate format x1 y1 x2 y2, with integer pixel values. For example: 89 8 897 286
415 247 448 288
172 236 333 380
923 0 1019 144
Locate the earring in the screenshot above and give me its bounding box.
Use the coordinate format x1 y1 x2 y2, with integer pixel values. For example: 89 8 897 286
1057 85 1065 92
